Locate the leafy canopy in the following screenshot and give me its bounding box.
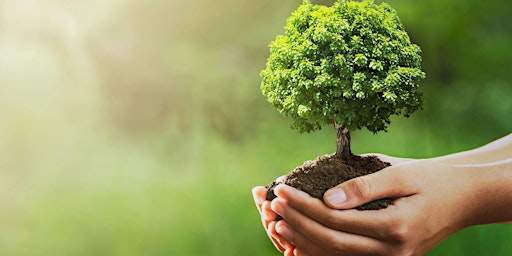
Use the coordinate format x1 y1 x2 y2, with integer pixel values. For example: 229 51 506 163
261 0 425 133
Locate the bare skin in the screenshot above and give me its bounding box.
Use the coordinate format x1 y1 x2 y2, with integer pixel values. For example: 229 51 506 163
253 133 512 256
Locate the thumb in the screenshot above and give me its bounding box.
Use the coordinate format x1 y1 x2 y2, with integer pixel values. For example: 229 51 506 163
323 166 414 209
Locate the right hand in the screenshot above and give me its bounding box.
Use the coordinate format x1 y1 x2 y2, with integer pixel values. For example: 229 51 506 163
270 158 512 256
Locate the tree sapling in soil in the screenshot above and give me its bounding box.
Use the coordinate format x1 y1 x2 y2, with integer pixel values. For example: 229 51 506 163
260 0 425 210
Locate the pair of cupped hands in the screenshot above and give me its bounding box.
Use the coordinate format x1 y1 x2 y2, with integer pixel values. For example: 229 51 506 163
252 149 512 256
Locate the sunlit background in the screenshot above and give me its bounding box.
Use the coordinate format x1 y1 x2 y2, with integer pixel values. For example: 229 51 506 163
0 0 511 255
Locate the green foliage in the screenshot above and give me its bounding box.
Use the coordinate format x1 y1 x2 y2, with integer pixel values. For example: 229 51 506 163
261 0 425 133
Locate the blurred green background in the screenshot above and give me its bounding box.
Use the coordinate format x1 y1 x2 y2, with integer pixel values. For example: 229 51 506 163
0 0 511 255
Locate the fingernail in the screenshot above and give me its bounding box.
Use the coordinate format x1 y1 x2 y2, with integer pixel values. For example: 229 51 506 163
325 188 347 208
251 187 263 204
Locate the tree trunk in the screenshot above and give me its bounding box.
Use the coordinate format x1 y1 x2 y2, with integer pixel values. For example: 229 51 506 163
335 122 352 159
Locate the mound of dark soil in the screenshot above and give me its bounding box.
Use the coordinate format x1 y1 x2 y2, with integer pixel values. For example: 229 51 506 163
266 154 392 210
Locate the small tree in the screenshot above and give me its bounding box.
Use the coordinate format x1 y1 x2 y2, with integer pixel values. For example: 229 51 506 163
261 0 425 159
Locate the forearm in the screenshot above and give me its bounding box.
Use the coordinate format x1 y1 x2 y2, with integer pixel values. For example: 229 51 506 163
432 133 512 165
461 158 512 227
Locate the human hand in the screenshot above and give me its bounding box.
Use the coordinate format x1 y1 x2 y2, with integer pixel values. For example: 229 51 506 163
256 135 512 255
253 153 414 255
252 186 296 255
270 160 481 256
359 153 415 166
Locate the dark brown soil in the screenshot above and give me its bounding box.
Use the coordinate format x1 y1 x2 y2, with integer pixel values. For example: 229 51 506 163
266 153 393 211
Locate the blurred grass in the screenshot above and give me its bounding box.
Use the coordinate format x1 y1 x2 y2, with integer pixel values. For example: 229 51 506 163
0 0 511 255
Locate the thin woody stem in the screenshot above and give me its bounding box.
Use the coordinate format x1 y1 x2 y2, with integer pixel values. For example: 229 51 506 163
334 121 352 159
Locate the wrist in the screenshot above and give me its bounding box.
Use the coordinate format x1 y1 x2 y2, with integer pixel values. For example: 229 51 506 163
459 160 512 227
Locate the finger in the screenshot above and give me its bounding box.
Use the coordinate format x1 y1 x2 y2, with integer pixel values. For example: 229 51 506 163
267 221 286 253
294 247 314 256
275 184 403 238
294 248 314 256
254 186 295 253
275 184 418 241
283 247 294 256
275 221 329 256
252 186 267 213
272 197 385 255
262 200 278 226
323 165 418 209
269 220 295 252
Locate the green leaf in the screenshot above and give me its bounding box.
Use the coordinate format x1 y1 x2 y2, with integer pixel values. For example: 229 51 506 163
353 53 368 67
369 60 384 71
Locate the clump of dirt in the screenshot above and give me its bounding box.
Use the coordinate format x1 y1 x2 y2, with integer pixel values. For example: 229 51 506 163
266 154 393 210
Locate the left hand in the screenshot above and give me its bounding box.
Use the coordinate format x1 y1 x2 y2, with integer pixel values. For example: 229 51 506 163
252 186 295 255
